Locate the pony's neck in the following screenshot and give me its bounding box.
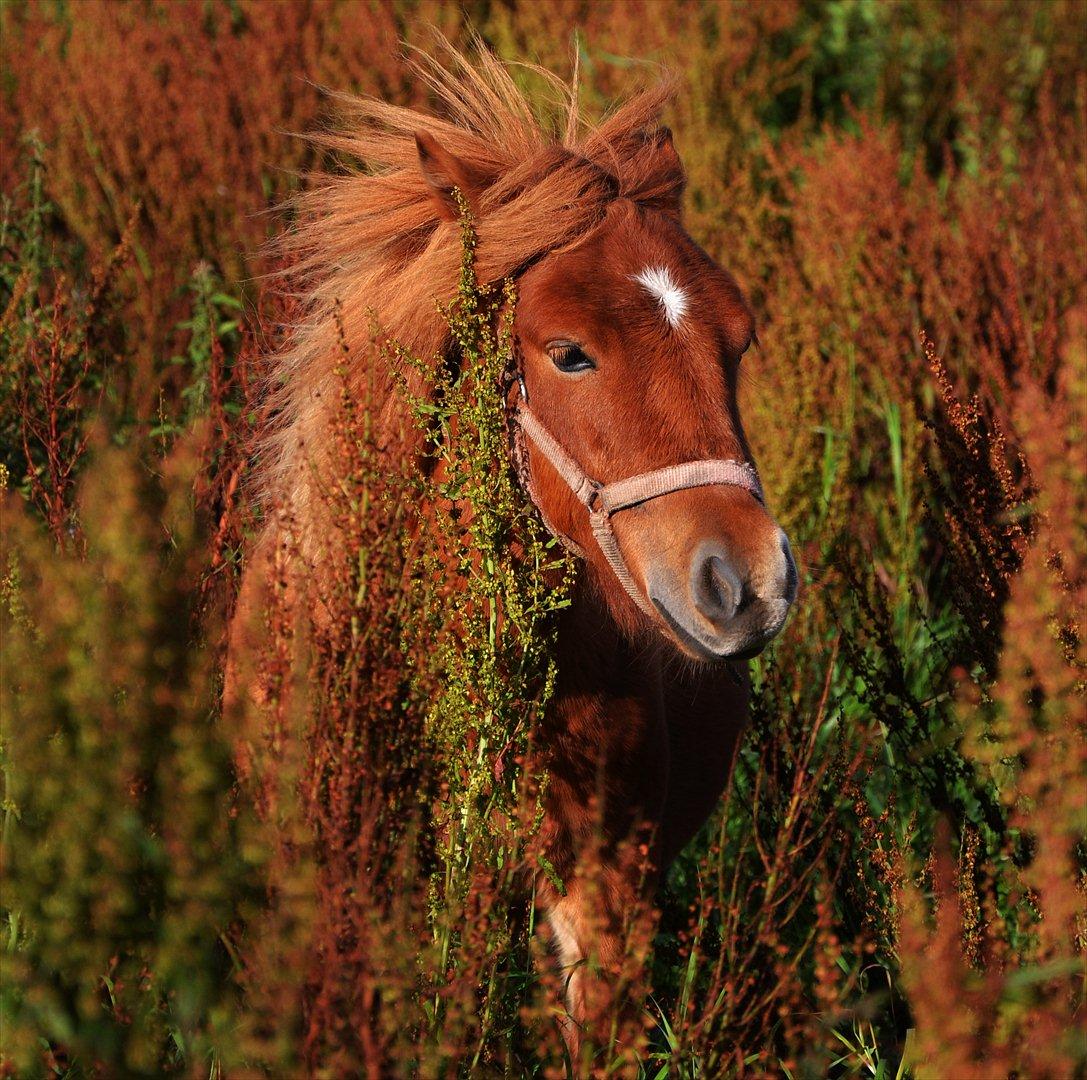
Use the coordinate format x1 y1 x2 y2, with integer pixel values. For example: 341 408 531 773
557 577 662 692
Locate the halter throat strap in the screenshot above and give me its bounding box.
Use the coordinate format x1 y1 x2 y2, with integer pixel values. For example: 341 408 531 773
513 401 764 620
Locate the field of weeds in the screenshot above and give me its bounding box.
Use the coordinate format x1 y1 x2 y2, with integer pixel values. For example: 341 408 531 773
1 1 1084 1077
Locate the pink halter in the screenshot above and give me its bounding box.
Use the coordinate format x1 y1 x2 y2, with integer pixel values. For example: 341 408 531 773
511 382 764 619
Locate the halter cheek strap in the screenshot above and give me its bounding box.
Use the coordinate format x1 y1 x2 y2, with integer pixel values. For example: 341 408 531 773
512 395 764 620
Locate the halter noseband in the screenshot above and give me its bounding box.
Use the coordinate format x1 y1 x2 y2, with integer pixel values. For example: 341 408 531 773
510 381 764 620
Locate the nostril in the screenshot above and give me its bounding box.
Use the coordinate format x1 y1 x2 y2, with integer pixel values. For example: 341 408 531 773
705 559 733 609
693 552 741 624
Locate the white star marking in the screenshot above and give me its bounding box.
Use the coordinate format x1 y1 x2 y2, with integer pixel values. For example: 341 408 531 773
633 265 689 329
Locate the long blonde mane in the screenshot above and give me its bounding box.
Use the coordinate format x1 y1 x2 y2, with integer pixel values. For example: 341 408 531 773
260 40 675 537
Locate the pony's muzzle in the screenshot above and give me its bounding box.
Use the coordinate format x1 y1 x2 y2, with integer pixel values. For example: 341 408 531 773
643 524 797 662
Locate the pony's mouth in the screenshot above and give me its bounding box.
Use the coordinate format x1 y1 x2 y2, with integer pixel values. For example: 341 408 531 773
651 593 791 663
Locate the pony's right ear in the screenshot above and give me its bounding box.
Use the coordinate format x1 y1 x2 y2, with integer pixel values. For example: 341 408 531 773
638 127 686 215
415 130 489 221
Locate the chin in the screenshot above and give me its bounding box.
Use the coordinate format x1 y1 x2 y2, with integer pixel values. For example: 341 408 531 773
652 596 789 664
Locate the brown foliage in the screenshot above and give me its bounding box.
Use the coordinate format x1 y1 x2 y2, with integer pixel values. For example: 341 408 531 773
2 2 1084 1076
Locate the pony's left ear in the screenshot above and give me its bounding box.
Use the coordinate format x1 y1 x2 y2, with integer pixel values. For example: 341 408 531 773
637 127 686 215
415 130 490 221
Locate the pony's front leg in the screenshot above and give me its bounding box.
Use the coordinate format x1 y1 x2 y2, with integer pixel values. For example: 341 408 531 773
537 594 669 1070
539 841 659 1071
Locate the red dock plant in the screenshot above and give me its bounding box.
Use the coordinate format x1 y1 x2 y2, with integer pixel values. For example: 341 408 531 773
1 3 1084 1077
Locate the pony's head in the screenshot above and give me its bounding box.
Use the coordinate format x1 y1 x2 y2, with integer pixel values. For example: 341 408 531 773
417 127 796 660
271 43 796 659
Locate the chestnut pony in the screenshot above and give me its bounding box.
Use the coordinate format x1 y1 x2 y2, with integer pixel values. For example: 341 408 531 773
230 46 796 1053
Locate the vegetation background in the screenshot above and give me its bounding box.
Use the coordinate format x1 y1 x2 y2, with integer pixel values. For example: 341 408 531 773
1 0 1084 1077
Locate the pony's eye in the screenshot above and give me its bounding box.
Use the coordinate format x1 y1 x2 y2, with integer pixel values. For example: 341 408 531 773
547 341 595 374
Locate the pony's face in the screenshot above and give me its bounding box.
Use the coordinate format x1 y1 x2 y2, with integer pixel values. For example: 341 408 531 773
513 200 797 661
415 128 796 661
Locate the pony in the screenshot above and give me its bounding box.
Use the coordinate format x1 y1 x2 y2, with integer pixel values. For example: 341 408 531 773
228 42 797 1059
